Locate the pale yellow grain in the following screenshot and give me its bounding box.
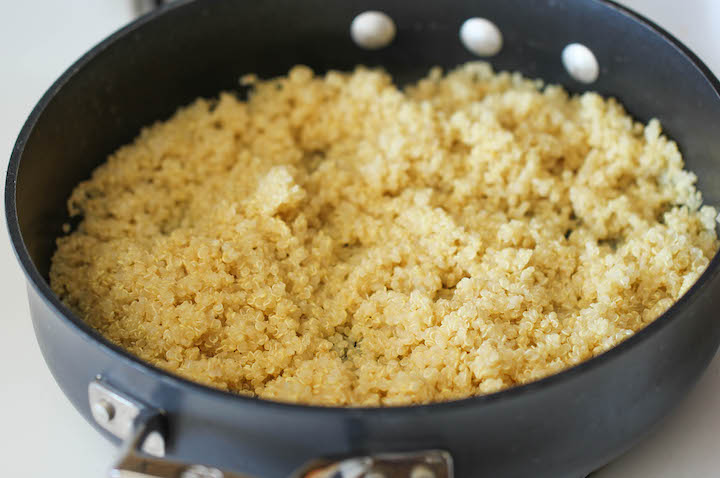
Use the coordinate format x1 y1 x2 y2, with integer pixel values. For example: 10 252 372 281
50 63 718 406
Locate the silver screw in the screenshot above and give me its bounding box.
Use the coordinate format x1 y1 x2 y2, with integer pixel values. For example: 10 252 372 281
181 465 224 478
91 399 115 424
410 465 436 478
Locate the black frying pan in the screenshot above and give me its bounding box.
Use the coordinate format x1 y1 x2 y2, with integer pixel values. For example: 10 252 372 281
6 1 720 477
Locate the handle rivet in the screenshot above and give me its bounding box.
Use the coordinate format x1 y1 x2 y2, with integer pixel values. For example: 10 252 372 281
410 464 436 478
91 399 115 424
562 43 599 83
351 11 396 50
460 17 503 57
181 464 224 478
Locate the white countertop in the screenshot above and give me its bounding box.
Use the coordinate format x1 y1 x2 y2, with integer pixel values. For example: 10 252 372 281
1 1 719 476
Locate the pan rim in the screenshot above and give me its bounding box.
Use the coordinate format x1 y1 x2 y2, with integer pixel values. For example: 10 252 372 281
5 0 720 416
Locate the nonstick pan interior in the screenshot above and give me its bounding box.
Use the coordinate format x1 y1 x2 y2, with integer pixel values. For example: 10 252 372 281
12 0 720 284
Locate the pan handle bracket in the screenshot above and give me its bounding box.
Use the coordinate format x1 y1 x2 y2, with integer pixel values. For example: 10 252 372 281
89 378 454 478
90 377 253 477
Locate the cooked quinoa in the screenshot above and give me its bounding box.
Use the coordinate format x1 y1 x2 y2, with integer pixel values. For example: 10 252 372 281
50 63 719 406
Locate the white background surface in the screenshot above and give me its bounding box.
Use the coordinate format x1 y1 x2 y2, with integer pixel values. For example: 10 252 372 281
1 1 719 476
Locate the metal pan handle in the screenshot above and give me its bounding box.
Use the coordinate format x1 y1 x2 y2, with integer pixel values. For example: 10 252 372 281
91 379 453 478
110 415 252 478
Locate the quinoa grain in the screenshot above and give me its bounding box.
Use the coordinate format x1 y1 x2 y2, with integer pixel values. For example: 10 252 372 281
50 63 718 406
